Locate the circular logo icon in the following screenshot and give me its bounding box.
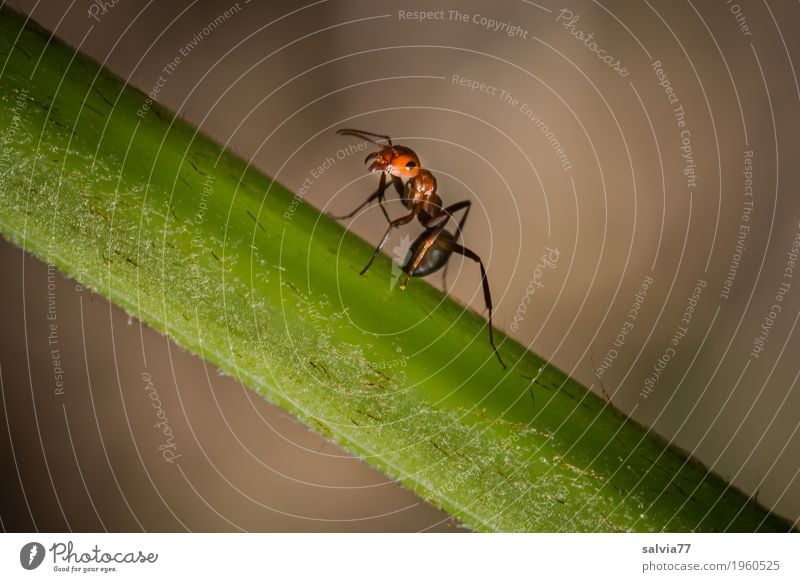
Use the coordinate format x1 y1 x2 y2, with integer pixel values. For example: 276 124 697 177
19 542 45 570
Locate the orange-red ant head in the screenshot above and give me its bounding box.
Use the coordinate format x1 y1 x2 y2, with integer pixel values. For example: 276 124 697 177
365 145 421 179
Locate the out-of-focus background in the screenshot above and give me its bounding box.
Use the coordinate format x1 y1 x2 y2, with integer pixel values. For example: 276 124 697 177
1 0 798 530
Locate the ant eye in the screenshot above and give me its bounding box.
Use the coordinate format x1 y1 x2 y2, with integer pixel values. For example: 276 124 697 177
406 161 417 169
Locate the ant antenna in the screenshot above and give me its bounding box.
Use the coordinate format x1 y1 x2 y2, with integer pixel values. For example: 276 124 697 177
336 128 393 147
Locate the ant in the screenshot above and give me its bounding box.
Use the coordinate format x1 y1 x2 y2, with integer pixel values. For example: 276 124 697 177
332 129 506 369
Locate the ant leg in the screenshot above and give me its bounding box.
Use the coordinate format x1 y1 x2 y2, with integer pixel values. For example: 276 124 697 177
379 175 406 223
438 238 506 369
392 174 405 200
329 172 391 221
447 200 472 243
440 200 471 291
360 208 417 276
373 176 409 222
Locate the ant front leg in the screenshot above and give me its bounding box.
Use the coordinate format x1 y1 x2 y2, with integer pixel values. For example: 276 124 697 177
440 200 471 291
438 237 506 369
329 171 392 221
391 174 405 207
360 207 418 275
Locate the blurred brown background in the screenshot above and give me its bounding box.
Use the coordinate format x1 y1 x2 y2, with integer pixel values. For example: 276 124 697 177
1 0 798 530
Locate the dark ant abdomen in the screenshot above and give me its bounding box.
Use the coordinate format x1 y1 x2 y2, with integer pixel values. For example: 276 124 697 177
403 230 455 277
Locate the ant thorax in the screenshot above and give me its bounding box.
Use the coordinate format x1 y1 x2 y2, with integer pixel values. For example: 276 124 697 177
404 170 442 218
406 169 436 199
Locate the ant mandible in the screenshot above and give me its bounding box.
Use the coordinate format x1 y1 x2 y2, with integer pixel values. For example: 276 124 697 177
333 129 506 369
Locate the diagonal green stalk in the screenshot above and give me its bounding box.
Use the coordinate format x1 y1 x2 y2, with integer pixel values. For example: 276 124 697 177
0 7 792 532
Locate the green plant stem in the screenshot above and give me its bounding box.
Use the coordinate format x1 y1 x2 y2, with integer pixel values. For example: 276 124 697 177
0 7 792 532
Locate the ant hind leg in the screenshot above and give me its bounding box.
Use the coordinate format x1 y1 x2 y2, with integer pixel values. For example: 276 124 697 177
440 200 472 292
438 237 506 369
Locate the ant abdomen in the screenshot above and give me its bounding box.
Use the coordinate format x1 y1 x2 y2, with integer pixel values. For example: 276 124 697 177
403 230 455 277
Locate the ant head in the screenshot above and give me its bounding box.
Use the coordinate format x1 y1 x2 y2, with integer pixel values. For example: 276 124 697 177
366 145 421 179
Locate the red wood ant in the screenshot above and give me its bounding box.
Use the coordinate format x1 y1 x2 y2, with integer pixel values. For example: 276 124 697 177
333 129 506 369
